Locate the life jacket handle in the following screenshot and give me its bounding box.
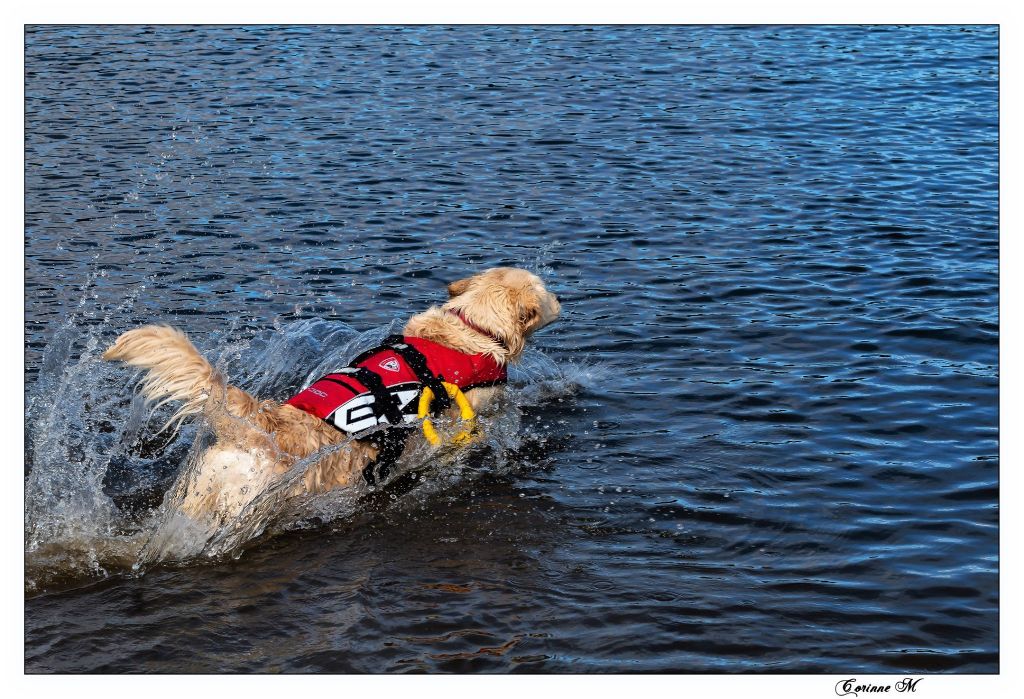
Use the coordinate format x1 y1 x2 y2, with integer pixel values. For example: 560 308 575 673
417 382 477 446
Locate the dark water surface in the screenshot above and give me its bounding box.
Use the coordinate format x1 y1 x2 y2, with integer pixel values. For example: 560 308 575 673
25 25 998 673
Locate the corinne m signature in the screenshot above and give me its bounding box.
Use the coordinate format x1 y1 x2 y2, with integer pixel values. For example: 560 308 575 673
836 678 923 696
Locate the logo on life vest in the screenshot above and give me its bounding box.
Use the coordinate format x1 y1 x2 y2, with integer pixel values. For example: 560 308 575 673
379 357 401 372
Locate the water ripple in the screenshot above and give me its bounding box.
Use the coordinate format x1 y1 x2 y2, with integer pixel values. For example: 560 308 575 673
24 25 997 673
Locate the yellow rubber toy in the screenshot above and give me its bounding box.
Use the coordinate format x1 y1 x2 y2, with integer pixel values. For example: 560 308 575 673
418 382 477 446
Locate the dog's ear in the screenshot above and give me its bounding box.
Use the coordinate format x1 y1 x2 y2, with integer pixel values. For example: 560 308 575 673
447 277 472 298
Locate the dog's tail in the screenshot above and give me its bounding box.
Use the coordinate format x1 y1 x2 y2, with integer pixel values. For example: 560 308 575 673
102 325 260 432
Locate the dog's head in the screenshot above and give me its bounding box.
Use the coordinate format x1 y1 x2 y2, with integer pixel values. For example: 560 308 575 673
444 267 561 360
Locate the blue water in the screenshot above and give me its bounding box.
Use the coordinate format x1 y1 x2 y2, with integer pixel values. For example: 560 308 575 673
25 25 998 673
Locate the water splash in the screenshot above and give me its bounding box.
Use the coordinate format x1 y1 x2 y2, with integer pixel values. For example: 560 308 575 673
25 301 581 593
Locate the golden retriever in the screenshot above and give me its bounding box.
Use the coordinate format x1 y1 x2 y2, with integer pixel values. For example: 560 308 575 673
103 267 560 526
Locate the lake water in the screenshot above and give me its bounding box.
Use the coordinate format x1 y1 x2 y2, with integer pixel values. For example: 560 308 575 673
24 25 999 673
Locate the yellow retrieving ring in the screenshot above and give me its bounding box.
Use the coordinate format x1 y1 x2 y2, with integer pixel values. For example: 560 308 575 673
418 382 477 446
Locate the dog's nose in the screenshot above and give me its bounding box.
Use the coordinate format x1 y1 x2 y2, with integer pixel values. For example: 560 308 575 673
548 294 562 322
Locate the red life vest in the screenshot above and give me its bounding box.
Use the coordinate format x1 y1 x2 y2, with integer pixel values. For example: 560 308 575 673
285 334 506 436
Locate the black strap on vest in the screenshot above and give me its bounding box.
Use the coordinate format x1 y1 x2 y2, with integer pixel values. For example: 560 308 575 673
361 427 412 486
337 366 405 425
344 335 464 488
380 335 452 414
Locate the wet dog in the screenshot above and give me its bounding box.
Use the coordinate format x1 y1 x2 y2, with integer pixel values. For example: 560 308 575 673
103 267 560 525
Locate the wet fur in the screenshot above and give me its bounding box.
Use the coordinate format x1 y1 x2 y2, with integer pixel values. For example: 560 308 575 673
103 268 560 522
